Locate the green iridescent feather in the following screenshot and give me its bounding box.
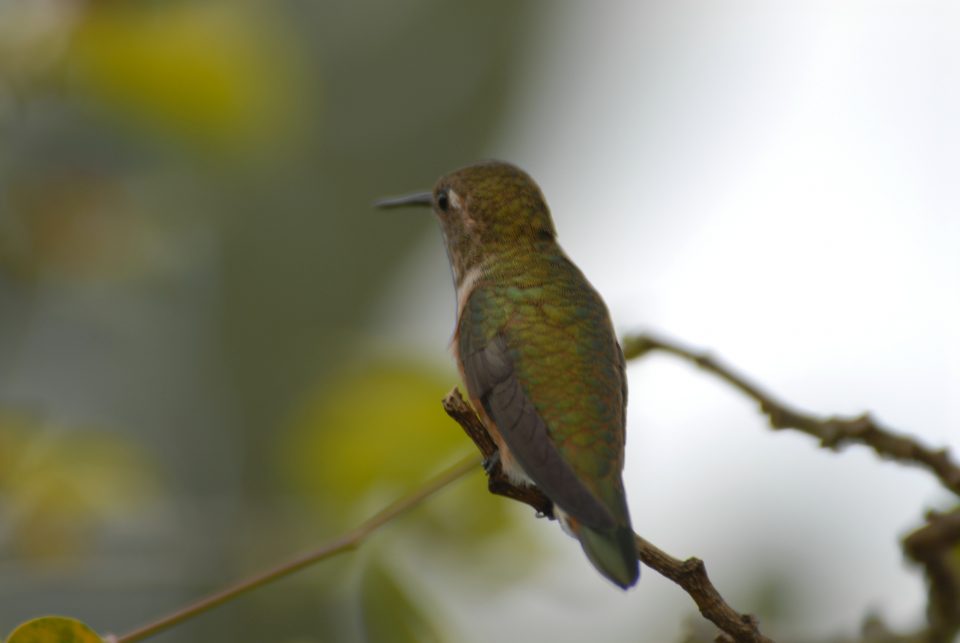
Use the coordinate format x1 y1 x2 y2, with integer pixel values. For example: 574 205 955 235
459 249 630 521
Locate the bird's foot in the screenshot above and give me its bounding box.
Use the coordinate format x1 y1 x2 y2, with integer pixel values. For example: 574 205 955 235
482 450 501 475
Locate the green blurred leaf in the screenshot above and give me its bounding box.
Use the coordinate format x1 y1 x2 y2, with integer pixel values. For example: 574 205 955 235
5 616 102 643
360 562 443 643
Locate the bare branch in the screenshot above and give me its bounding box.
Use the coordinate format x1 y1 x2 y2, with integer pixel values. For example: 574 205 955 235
621 333 960 498
903 507 960 643
621 332 960 642
633 535 772 643
109 456 479 643
442 387 772 642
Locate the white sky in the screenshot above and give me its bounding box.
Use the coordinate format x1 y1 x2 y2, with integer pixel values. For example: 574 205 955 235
373 2 960 639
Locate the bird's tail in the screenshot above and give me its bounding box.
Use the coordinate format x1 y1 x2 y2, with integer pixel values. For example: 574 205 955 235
577 523 640 589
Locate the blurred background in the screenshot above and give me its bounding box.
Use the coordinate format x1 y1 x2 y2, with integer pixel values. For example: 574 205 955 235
1 1 958 641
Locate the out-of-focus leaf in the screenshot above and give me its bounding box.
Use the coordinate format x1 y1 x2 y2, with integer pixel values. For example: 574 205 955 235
5 616 102 643
0 415 160 560
282 359 543 565
360 562 444 643
283 361 467 506
69 0 307 152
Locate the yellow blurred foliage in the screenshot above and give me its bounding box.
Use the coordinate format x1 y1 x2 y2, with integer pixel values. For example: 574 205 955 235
5 616 102 643
69 0 308 151
284 361 466 504
0 415 160 561
282 359 542 557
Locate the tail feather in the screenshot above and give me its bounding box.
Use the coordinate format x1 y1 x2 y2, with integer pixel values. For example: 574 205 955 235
577 523 639 589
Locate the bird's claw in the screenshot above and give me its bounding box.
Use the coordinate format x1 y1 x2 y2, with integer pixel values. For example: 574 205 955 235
482 451 501 475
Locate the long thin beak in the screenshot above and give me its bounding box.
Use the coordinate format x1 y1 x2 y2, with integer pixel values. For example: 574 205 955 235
374 191 433 209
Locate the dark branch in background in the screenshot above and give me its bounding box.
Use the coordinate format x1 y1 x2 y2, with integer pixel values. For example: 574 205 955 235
621 333 960 643
902 507 960 643
445 332 960 643
620 334 960 497
443 389 773 643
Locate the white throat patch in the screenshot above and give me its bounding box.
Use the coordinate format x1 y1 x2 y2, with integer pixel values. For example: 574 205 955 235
455 262 485 322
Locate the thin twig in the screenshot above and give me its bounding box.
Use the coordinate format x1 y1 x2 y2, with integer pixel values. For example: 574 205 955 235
107 455 479 643
442 388 772 642
633 535 772 643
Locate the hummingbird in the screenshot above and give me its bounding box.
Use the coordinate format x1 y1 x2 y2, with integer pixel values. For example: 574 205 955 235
377 161 638 588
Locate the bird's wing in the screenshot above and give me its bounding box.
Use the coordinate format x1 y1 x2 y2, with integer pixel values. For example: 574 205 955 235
461 332 616 530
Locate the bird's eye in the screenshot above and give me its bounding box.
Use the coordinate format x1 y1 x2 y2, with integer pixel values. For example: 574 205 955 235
436 189 450 212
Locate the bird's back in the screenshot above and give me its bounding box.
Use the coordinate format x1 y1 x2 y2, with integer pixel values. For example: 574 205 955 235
457 245 631 528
